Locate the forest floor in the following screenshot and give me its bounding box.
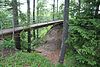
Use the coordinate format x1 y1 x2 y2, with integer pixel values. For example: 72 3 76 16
35 24 62 64
0 48 60 64
35 47 60 64
0 49 56 67
0 48 17 58
0 24 63 66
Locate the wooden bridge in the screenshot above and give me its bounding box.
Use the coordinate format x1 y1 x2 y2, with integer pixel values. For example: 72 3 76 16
0 20 63 37
0 20 63 52
0 0 68 64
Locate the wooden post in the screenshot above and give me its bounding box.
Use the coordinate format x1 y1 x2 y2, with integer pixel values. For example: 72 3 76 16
27 30 31 52
27 0 31 52
12 0 21 50
59 0 69 64
14 33 21 50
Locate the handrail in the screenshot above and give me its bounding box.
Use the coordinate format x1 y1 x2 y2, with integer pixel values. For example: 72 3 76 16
0 20 63 36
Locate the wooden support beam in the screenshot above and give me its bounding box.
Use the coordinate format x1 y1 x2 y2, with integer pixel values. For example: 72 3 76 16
14 33 21 50
27 30 31 52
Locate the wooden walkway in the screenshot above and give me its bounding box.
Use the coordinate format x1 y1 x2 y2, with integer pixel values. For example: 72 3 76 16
0 20 63 36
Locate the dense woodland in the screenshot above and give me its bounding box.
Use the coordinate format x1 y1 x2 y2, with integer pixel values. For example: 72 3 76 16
0 0 100 67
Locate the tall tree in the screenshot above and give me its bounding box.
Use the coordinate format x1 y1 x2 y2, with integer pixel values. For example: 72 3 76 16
59 0 69 64
33 0 36 39
57 0 58 13
12 0 21 50
27 0 31 52
78 0 80 15
56 0 59 20
95 1 100 18
53 0 55 21
36 0 39 39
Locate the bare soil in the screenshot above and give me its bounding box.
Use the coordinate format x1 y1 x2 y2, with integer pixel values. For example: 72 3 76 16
35 47 60 64
0 48 17 57
0 24 63 64
35 24 63 64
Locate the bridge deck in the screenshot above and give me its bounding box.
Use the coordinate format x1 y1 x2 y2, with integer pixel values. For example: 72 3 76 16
0 20 63 36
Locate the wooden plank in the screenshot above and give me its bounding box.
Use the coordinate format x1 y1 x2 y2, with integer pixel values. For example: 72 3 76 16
0 20 63 37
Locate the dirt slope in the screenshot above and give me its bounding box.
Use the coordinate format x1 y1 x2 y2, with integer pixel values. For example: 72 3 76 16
36 24 63 63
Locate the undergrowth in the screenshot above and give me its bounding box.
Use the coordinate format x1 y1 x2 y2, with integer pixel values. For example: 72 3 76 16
0 51 56 67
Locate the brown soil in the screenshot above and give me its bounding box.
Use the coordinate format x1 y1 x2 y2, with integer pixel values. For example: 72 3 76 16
35 47 60 64
0 24 63 64
0 48 17 57
35 24 63 64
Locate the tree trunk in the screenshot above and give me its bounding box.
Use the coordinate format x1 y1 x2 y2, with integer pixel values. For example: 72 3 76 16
12 0 21 50
59 0 69 64
27 0 31 52
33 0 36 39
95 1 100 18
78 0 81 15
36 0 40 39
57 0 58 13
53 0 55 21
57 0 59 20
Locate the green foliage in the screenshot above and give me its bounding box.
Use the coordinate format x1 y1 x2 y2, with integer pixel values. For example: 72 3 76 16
31 26 51 49
67 19 100 67
0 38 15 50
19 12 27 26
0 10 12 29
20 31 28 50
67 0 100 67
36 0 50 22
58 3 64 19
0 51 55 67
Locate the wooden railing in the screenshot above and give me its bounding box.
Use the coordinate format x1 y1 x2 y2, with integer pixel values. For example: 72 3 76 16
0 20 63 52
0 20 63 37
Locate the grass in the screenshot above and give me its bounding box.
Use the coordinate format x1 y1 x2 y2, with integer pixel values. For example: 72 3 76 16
0 51 56 67
0 51 69 67
0 26 68 67
0 51 68 67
